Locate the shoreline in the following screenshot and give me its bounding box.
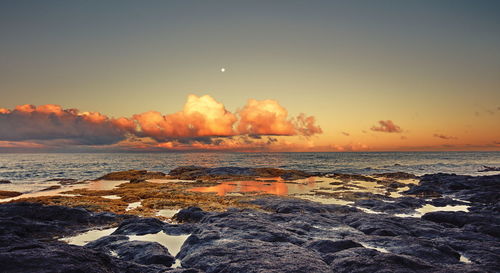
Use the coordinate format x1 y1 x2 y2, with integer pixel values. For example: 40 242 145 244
0 166 499 272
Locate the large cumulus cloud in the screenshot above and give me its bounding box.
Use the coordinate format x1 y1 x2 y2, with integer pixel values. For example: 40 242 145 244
0 95 322 150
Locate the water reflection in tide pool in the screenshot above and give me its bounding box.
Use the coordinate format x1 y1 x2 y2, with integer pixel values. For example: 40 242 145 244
189 177 320 196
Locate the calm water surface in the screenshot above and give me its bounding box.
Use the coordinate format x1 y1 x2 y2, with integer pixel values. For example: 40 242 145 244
0 152 499 191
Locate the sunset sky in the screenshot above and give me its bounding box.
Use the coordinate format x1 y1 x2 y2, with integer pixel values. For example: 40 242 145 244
1 1 499 152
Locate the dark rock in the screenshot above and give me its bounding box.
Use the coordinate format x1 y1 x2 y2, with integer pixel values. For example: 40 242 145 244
129 178 146 183
0 202 124 237
422 211 498 228
305 239 363 254
174 207 208 223
0 237 169 273
97 170 166 181
46 178 80 185
329 173 378 182
373 172 418 180
329 247 435 273
478 165 500 172
179 238 331 273
0 190 22 199
168 166 314 180
112 217 165 235
40 185 61 191
0 179 11 184
86 235 175 266
354 197 424 214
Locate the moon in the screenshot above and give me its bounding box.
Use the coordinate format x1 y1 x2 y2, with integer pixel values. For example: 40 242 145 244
220 68 226 72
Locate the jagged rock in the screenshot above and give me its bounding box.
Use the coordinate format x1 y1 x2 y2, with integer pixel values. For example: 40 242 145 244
112 217 165 235
97 170 166 181
373 172 418 180
168 166 313 181
174 207 208 223
86 235 175 266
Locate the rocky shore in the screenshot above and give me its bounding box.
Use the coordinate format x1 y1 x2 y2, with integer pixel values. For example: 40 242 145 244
0 167 498 272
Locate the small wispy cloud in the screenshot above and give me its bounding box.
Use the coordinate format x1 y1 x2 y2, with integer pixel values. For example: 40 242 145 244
370 120 402 133
433 134 457 140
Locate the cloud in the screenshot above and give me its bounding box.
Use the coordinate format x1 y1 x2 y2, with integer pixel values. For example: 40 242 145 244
0 95 322 150
237 99 321 136
294 113 323 136
433 133 458 140
133 95 237 141
0 104 133 145
370 120 402 133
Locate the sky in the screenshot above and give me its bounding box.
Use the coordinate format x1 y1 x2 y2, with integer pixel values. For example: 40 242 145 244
0 0 499 152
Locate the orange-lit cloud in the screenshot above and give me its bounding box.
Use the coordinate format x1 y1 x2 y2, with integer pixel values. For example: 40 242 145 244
237 99 322 136
0 104 132 145
370 120 402 133
0 95 322 151
133 95 237 141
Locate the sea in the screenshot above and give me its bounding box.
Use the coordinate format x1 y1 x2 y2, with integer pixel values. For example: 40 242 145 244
0 152 499 192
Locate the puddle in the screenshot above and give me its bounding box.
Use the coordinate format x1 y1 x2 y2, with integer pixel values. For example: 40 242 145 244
459 254 472 264
359 242 390 253
102 195 121 200
172 259 182 268
188 176 416 206
61 227 117 246
189 179 318 196
299 195 354 205
1 180 127 202
356 207 385 214
87 180 128 191
156 209 179 218
395 204 470 218
126 201 141 211
128 231 190 257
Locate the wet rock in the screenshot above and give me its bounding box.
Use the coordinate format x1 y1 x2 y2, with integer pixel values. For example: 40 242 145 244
112 217 165 235
86 235 175 266
354 197 424 214
305 239 363 254
174 207 208 223
0 179 11 184
422 211 497 228
250 196 358 214
97 170 166 181
0 237 170 273
344 213 444 237
40 185 61 191
328 173 378 182
168 166 314 181
375 179 407 189
478 165 500 172
129 178 146 183
46 178 80 185
0 203 180 273
328 247 435 273
0 202 125 239
373 172 418 180
405 173 500 203
179 238 331 273
0 190 22 199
